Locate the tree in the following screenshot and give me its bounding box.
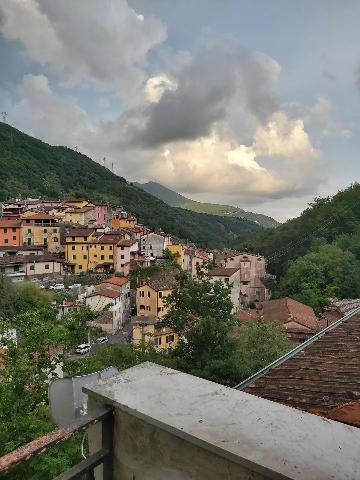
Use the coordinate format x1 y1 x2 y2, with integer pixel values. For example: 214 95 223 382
163 271 242 385
15 282 53 313
277 243 360 314
0 273 18 318
235 319 291 380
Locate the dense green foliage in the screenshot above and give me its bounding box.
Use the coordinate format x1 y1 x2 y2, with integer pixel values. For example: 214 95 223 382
0 122 263 248
162 270 290 386
135 181 279 228
244 184 360 312
248 184 360 277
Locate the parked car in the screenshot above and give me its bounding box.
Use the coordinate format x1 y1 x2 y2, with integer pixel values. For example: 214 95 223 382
96 336 109 344
75 343 91 355
68 283 81 290
50 283 65 291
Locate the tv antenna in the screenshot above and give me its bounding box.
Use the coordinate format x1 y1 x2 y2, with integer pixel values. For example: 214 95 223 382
1 111 7 123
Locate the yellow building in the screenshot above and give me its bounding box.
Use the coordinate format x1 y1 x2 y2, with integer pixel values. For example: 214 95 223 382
136 275 177 317
21 213 61 253
64 206 96 226
65 227 95 273
65 229 128 274
111 215 137 229
132 317 178 351
167 244 185 268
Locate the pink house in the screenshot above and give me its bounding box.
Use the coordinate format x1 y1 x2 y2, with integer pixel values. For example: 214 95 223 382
115 239 138 276
94 204 111 227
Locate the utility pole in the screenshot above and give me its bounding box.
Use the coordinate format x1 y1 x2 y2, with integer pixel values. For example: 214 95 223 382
1 111 7 123
111 162 114 173
103 157 106 168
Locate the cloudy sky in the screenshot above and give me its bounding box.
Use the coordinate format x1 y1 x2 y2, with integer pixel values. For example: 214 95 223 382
1 0 360 221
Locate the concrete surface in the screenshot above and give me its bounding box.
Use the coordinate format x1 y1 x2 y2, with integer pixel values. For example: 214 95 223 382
84 362 360 480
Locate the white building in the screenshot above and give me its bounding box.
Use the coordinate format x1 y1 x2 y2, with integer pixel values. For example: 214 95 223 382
209 267 241 314
140 233 172 258
86 277 130 333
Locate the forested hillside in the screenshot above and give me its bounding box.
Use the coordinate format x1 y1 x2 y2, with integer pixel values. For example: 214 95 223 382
249 184 360 313
0 122 262 248
135 181 279 228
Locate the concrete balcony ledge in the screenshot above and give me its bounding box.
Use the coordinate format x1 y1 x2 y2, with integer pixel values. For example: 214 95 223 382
84 362 360 480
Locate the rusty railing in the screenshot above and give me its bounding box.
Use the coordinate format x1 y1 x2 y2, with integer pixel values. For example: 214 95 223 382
0 407 113 480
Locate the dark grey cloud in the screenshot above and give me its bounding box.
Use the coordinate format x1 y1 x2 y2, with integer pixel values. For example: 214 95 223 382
138 45 279 148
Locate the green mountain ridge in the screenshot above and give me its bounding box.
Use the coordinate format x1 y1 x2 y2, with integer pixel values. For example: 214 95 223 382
249 182 360 277
0 122 263 249
134 181 279 228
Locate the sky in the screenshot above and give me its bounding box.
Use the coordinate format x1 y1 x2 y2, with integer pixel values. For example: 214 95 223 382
1 1 360 222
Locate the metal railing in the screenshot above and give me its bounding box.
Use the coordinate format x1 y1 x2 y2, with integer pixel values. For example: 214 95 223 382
0 407 113 480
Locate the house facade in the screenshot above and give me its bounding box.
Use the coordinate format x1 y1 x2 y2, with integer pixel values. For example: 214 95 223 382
0 254 64 281
86 278 130 333
21 213 61 252
140 232 172 258
209 267 241 313
220 251 269 306
0 219 22 247
136 275 177 317
131 316 179 351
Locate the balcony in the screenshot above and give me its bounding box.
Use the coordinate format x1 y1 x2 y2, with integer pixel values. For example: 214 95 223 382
1 362 359 479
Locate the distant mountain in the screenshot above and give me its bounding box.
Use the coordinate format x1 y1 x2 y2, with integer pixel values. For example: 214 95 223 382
134 181 279 229
0 122 264 249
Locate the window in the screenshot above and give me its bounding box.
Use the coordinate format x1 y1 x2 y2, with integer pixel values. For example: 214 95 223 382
26 219 30 223
72 245 75 250
154 337 162 346
121 255 124 259
94 254 97 258
78 265 82 270
29 265 35 271
101 246 104 251
83 237 87 241
139 305 145 310
73 255 77 260
224 278 229 283
109 255 113 260
121 263 124 267
146 306 150 311
45 264 49 270
28 229 32 234
158 291 163 298
101 255 105 260
121 246 124 250
12 228 16 233
83 255 87 260
53 237 58 242
166 335 174 343
43 239 48 246
139 291 144 297
3 228 7 233
72 236 75 241
53 228 57 233
148 291 151 298
44 229 47 233
12 236 16 241
109 245 113 250
4 239 8 244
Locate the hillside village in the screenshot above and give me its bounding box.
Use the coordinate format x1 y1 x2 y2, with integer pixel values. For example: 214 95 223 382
0 197 271 348
0 196 346 354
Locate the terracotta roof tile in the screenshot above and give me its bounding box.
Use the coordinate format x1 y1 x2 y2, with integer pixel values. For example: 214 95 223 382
0 219 21 228
261 298 318 332
242 312 360 426
209 267 239 277
87 289 121 299
99 276 129 287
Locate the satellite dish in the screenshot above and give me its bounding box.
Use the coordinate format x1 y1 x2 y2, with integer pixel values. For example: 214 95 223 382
48 367 118 427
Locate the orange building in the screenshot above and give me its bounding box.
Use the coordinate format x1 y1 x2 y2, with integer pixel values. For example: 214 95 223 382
0 219 22 247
